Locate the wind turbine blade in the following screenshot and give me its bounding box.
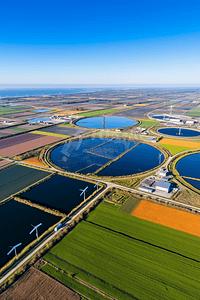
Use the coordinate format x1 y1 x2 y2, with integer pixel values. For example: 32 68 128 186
84 186 88 191
15 243 22 248
35 223 42 230
80 191 84 196
29 227 36 235
7 247 14 256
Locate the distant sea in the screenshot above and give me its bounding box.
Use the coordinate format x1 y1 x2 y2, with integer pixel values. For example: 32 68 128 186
0 87 93 98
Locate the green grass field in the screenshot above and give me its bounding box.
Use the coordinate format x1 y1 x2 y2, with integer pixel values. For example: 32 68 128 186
119 196 141 213
44 202 200 300
75 108 118 117
185 107 200 115
159 143 192 155
140 120 159 127
11 127 27 131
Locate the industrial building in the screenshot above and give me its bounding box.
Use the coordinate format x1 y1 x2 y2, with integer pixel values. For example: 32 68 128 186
156 181 171 193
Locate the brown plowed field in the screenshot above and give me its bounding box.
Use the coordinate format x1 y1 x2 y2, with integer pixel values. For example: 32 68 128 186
0 159 11 168
132 200 200 237
0 267 80 300
0 135 63 157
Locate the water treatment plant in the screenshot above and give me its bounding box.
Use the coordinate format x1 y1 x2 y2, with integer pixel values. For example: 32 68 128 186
2 89 200 299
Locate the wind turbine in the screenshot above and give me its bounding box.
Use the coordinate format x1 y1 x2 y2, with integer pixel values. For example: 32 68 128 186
178 127 182 136
7 243 22 260
80 186 88 201
29 223 42 240
169 105 173 116
94 181 100 191
158 153 163 164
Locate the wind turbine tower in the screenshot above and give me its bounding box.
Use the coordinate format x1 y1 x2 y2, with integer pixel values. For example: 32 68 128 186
7 243 22 260
94 181 100 191
80 186 88 201
170 105 173 116
158 153 163 164
29 223 42 240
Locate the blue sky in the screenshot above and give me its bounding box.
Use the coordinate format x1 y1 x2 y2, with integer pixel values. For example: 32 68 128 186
0 0 200 85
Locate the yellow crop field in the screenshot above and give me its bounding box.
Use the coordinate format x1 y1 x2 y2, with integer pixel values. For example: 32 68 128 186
32 131 69 138
158 138 200 148
132 200 200 237
134 104 148 106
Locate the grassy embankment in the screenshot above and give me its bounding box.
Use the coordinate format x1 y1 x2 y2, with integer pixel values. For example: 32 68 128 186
169 150 200 195
43 201 200 300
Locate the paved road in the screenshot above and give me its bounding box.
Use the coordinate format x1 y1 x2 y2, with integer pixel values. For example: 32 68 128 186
0 184 109 284
2 147 200 284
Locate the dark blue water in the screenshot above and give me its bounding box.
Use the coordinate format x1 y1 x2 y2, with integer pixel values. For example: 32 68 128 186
0 88 88 98
98 143 164 176
176 153 200 179
20 175 95 213
0 200 60 269
151 115 170 120
158 127 200 137
76 117 137 129
183 178 200 190
28 117 52 123
50 138 138 173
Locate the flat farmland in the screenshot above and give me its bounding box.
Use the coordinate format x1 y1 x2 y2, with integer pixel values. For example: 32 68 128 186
158 138 200 155
32 130 69 138
0 159 11 168
0 267 80 300
0 200 60 269
44 202 200 300
39 125 90 136
0 135 64 157
0 133 43 149
132 200 200 237
0 165 50 201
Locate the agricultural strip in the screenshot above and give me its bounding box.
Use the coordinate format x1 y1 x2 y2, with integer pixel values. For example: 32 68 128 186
0 135 64 157
0 133 43 150
40 126 90 136
185 107 200 115
0 164 50 201
139 120 159 126
0 159 11 168
158 138 200 148
0 200 60 269
24 156 46 167
119 196 141 214
132 200 200 237
75 109 118 117
32 130 70 138
0 267 80 300
41 264 109 300
158 138 200 154
44 202 200 300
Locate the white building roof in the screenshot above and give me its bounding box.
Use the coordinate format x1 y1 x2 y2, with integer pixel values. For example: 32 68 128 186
156 181 171 190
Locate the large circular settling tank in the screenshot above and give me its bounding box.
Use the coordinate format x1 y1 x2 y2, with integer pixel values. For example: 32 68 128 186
76 116 137 129
157 127 200 137
50 138 164 176
176 152 200 190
